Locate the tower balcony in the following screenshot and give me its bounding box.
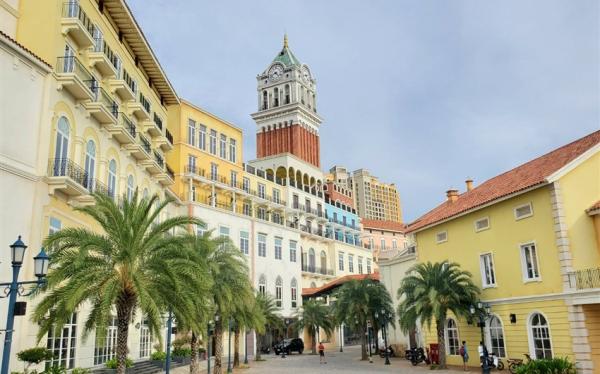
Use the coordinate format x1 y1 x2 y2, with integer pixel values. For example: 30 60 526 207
55 56 95 101
61 2 95 49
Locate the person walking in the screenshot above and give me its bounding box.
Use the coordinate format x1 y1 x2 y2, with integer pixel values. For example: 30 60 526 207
459 341 469 371
318 341 326 364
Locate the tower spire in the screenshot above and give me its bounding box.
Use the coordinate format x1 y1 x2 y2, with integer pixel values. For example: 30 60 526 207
283 33 288 49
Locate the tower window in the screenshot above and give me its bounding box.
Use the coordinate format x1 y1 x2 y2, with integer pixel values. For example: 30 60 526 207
262 90 268 110
285 84 290 104
273 87 279 107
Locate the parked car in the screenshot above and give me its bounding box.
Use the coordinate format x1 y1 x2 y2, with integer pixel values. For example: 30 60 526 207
274 338 304 355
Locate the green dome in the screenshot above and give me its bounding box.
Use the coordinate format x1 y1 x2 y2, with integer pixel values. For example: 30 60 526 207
272 34 301 68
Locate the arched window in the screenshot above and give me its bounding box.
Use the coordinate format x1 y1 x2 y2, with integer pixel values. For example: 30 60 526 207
84 140 96 191
143 187 149 200
127 175 134 201
107 159 117 198
273 87 279 107
488 316 506 357
310 281 316 288
320 250 327 274
291 278 298 308
53 117 70 176
529 313 552 359
308 248 316 272
275 276 283 307
284 84 290 104
262 90 268 110
445 318 460 355
258 275 266 295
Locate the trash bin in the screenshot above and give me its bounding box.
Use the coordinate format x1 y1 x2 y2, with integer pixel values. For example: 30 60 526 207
429 343 439 365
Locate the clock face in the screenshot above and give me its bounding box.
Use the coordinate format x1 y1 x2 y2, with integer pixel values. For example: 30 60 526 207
268 65 284 82
302 67 311 83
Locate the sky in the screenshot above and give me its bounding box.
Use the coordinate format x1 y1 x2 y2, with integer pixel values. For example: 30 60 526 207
128 0 599 222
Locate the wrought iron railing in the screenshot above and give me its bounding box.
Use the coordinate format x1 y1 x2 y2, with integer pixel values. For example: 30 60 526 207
139 92 151 113
48 158 109 195
166 165 175 181
165 129 173 144
154 151 164 168
118 113 136 138
153 112 163 130
121 68 137 94
62 2 95 36
139 134 151 154
568 268 600 290
56 56 95 92
93 87 119 118
301 264 334 276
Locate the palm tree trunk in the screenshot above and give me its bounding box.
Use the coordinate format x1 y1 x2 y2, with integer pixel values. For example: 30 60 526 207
374 327 380 354
255 334 262 361
116 298 134 374
361 327 368 361
233 327 240 367
190 332 199 374
214 320 223 374
437 319 447 369
311 327 317 354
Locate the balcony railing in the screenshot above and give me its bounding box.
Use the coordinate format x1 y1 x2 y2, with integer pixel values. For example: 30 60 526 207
153 113 163 130
122 69 137 94
166 165 175 181
301 264 334 276
139 134 151 154
154 151 164 168
56 56 95 94
184 165 206 177
568 268 600 290
48 158 109 195
61 2 95 39
165 129 173 145
93 87 119 117
139 92 151 114
121 114 136 138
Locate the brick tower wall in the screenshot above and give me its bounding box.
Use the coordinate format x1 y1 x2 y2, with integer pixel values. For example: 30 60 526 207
257 124 320 167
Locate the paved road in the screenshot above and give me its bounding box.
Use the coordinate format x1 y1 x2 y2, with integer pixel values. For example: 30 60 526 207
240 345 472 374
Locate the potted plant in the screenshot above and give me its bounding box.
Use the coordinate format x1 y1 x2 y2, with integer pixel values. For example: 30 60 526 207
104 358 134 373
150 351 166 369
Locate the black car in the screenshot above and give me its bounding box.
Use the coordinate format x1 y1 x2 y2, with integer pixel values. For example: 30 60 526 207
274 338 304 355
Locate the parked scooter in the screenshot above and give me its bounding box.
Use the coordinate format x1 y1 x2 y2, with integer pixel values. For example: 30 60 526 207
485 352 505 370
407 347 429 366
378 345 395 358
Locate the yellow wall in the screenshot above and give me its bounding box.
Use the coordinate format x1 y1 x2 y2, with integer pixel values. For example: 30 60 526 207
558 152 600 270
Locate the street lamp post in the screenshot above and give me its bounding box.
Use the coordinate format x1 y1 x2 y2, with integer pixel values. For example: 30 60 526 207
227 318 233 374
383 310 391 365
339 323 343 353
367 319 373 363
281 319 290 358
243 329 249 365
1 236 50 374
470 302 491 374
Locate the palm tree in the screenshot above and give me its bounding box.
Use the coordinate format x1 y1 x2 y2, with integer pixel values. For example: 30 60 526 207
253 293 281 361
333 279 375 360
397 261 480 369
33 191 206 374
366 281 395 354
294 299 334 355
230 293 265 367
188 232 253 374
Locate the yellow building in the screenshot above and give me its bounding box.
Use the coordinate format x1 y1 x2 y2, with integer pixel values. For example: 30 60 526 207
1 0 180 370
407 131 600 373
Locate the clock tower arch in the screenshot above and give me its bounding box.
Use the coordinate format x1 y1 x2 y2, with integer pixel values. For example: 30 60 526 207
252 35 322 167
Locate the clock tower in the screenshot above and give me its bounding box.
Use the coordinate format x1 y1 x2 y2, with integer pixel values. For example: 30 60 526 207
251 35 323 167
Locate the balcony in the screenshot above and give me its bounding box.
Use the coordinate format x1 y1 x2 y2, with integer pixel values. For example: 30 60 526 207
55 56 95 101
130 92 151 121
108 113 136 145
109 69 136 102
144 151 164 175
61 2 95 48
184 165 206 178
165 165 175 184
46 158 109 201
147 112 163 137
88 40 119 78
301 264 334 276
128 134 152 161
85 87 119 125
568 268 600 290
159 128 174 152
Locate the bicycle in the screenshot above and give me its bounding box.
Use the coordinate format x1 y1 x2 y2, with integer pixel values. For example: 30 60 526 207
507 353 532 373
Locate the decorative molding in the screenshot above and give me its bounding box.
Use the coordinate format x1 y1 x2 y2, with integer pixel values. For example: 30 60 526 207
549 182 574 291
0 158 41 182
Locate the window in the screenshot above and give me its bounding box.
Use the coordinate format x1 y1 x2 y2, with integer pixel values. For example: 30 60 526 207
284 84 290 104
187 119 196 146
273 87 279 107
366 258 372 274
529 313 552 359
229 139 236 163
358 256 364 274
291 278 298 308
230 171 237 188
275 276 283 307
190 185 196 202
243 202 251 216
142 188 149 200
380 238 386 250
475 217 490 232
127 175 134 201
521 243 540 281
84 140 96 191
515 203 533 220
274 237 282 260
258 275 266 295
308 248 316 272
198 124 206 150
436 231 448 243
139 319 151 358
262 90 268 110
219 134 227 158
338 252 344 271
488 316 506 357
242 177 250 193
196 223 207 236
258 233 267 257
187 155 197 173
480 253 496 287
107 159 117 198
258 183 266 199
53 117 70 176
46 313 77 369
348 254 354 273
445 319 460 355
240 231 249 254
210 162 218 181
320 250 327 272
257 207 266 220
94 317 117 365
49 217 62 235
289 240 297 262
273 188 280 204
392 240 397 249
209 129 217 154
219 226 230 238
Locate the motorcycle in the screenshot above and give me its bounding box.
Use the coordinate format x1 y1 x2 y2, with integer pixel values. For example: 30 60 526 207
407 347 429 366
484 352 505 370
378 345 395 358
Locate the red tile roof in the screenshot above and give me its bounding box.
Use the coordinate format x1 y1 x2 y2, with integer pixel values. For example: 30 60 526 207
587 200 600 215
301 273 380 297
408 130 600 232
0 30 52 68
361 219 407 233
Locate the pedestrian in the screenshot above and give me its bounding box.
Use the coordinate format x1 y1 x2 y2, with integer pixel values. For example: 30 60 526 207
318 341 326 364
459 341 469 371
478 341 487 367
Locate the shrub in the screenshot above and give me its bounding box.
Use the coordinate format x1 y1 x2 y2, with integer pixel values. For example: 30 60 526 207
17 348 54 366
43 366 65 374
105 358 133 369
515 357 575 374
150 351 166 361
172 347 192 358
71 369 91 374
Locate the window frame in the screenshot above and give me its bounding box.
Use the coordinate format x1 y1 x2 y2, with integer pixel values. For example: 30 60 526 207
479 252 497 288
289 240 297 262
239 231 249 255
514 202 534 220
444 318 460 356
274 237 283 260
520 242 541 282
474 216 490 232
187 119 196 147
527 312 553 359
436 231 448 244
486 315 507 358
257 233 267 257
